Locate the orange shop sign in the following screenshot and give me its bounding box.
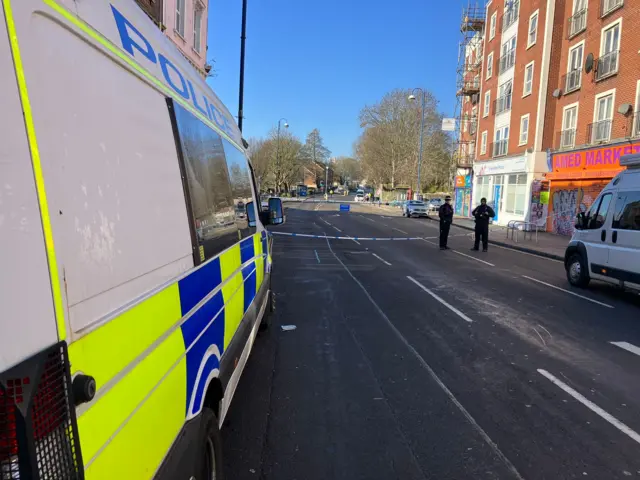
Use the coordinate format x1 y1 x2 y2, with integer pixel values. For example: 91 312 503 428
455 176 466 187
548 142 638 179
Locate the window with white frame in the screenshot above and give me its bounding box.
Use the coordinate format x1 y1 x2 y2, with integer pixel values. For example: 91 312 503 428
486 52 493 79
597 20 620 80
523 62 534 96
476 176 492 203
528 11 538 48
175 0 186 37
481 131 488 155
569 0 587 38
505 174 527 215
566 42 584 92
634 81 640 138
593 92 614 142
602 0 624 18
494 125 509 157
484 90 491 117
519 114 530 145
193 5 204 53
490 12 497 40
496 81 512 114
561 104 578 148
499 35 516 73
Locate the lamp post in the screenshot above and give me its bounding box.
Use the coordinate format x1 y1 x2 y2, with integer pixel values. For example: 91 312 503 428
325 164 329 199
275 118 289 193
409 88 426 200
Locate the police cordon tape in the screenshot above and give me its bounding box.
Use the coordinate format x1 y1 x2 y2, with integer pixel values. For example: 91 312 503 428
271 231 434 241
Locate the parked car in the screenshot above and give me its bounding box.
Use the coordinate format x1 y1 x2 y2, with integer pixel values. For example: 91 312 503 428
565 153 640 291
428 198 444 212
355 193 365 202
404 200 428 218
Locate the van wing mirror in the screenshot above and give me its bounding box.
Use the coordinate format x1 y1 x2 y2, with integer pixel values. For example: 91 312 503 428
575 212 586 230
246 201 257 228
268 198 285 225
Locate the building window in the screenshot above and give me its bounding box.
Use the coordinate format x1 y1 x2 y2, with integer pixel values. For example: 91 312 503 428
592 91 614 143
493 125 509 157
569 0 587 38
528 11 538 48
505 174 527 215
481 131 488 155
486 52 493 79
596 20 621 81
490 12 497 40
561 104 578 148
519 114 530 145
193 5 204 53
175 0 186 37
483 90 491 117
523 61 534 96
496 81 512 115
503 0 520 31
566 42 584 93
499 36 516 74
601 0 624 18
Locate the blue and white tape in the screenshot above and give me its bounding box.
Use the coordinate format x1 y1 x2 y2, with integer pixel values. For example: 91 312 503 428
270 231 431 241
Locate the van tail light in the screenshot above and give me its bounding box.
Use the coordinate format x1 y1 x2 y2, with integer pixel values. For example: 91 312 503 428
0 342 84 479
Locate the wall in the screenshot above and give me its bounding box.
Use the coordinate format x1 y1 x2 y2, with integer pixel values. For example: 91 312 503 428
547 179 609 235
164 0 208 77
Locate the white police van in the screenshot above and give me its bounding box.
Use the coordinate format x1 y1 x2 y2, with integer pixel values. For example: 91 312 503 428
565 154 640 291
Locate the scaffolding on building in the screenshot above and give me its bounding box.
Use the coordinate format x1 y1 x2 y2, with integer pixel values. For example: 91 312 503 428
454 2 485 170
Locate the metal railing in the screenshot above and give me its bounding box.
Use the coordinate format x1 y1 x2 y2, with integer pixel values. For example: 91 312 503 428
568 8 587 38
558 128 576 149
494 93 512 115
506 220 538 243
564 68 582 93
595 50 619 81
492 140 508 157
601 0 623 17
499 49 516 74
588 119 612 143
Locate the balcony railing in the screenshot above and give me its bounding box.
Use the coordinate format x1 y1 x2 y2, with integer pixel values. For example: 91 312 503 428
595 50 619 81
588 119 612 143
559 129 576 149
568 8 587 38
601 0 623 17
502 1 519 30
499 49 516 74
494 94 512 115
459 79 481 95
492 139 508 157
564 68 582 93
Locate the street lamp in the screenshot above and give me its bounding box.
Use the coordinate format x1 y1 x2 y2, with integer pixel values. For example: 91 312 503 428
275 118 289 193
409 88 426 200
325 164 329 198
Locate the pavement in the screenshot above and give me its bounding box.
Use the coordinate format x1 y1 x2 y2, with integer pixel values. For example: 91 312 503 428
222 201 640 480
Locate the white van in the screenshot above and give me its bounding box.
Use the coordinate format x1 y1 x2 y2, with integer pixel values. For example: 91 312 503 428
565 154 640 291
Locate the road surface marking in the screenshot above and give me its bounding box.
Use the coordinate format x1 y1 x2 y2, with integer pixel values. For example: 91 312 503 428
610 341 640 357
372 253 392 266
321 218 331 226
407 276 473 323
538 369 640 446
323 238 522 479
365 217 375 223
422 240 495 267
332 226 342 233
314 249 321 264
522 275 614 309
393 227 409 235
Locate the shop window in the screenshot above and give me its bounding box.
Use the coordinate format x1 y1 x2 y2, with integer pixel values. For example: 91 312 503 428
505 174 527 215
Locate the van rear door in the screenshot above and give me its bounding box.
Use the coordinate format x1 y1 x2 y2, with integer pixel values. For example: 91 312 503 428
606 191 640 288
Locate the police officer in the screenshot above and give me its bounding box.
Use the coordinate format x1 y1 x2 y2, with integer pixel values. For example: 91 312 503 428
471 197 495 252
438 195 454 250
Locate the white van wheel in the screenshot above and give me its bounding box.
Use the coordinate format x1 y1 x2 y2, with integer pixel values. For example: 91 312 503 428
566 253 590 288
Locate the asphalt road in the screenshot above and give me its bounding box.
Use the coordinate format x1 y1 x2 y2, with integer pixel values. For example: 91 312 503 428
223 200 640 480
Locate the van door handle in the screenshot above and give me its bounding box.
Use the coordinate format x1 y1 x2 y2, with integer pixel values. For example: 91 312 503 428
601 230 607 242
612 231 618 243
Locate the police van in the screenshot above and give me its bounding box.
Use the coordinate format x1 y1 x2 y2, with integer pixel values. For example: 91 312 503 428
565 154 640 291
0 0 283 478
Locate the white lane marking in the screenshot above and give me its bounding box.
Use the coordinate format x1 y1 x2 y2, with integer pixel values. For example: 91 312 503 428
314 249 321 264
490 242 564 263
366 217 375 223
350 237 362 245
372 253 392 266
610 341 640 357
323 238 522 479
393 227 409 235
407 276 473 323
538 369 640 446
522 275 614 309
422 240 495 267
321 218 331 226
332 226 342 233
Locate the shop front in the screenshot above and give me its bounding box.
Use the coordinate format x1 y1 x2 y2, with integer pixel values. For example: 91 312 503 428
454 174 472 217
473 155 529 226
545 142 631 235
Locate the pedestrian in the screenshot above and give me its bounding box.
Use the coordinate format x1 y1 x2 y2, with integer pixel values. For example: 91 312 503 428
438 195 454 250
471 197 495 252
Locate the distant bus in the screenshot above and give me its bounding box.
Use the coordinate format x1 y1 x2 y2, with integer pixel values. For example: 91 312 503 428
297 184 308 197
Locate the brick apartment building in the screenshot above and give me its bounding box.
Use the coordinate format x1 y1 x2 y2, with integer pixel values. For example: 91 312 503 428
464 0 640 234
134 0 211 78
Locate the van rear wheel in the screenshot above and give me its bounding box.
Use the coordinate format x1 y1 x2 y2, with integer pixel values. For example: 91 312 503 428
566 253 590 288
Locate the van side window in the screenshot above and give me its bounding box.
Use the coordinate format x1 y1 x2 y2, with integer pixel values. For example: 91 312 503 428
222 140 256 238
169 100 239 263
588 193 612 229
612 192 640 231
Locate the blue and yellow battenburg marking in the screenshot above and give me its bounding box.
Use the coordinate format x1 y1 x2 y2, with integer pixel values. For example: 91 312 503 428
68 231 267 478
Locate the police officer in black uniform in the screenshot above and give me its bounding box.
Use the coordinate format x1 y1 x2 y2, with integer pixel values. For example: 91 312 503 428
438 195 454 250
471 197 495 252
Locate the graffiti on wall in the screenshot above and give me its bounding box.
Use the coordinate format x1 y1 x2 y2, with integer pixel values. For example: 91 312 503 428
549 181 604 235
528 180 548 228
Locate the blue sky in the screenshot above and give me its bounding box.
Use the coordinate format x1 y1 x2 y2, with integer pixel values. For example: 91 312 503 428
207 0 464 157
